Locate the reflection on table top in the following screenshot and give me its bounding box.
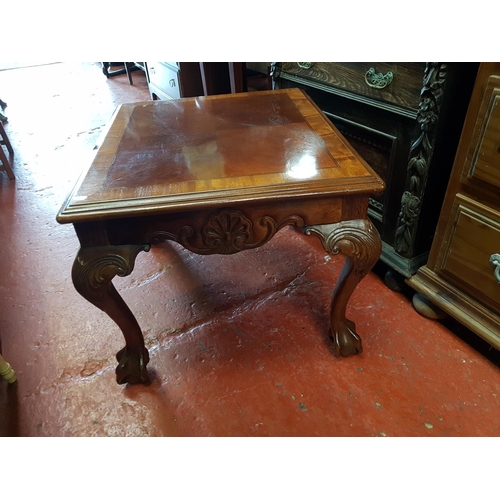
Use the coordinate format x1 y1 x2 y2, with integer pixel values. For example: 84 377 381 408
58 88 384 223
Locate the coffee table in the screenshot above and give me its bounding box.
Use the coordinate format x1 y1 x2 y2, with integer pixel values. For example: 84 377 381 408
57 88 384 384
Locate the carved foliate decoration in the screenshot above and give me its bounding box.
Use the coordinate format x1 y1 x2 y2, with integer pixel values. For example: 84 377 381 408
395 63 448 256
149 209 304 255
304 219 382 278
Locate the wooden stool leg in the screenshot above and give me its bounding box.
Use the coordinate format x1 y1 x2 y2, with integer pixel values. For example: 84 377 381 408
0 122 13 155
0 354 17 384
124 63 133 85
0 144 14 180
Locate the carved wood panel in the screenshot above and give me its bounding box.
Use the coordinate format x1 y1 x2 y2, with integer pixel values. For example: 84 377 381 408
147 209 305 254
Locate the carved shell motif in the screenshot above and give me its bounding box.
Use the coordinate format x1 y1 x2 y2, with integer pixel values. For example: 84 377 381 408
203 210 253 254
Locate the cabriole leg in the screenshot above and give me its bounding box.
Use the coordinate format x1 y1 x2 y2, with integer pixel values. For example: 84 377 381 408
304 219 381 357
71 244 150 384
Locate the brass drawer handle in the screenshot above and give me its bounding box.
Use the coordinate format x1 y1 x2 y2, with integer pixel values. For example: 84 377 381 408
297 62 315 70
365 67 393 89
490 254 500 284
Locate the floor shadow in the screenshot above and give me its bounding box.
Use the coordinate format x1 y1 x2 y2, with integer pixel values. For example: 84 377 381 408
122 369 183 437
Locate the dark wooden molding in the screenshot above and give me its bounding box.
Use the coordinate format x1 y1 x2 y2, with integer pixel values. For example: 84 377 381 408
395 63 448 256
270 62 281 90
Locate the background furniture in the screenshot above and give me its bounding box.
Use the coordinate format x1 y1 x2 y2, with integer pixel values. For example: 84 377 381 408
146 62 204 100
199 62 238 95
199 63 271 95
272 63 479 284
101 62 128 78
124 62 147 85
0 122 14 180
408 63 500 350
102 63 147 85
146 62 271 100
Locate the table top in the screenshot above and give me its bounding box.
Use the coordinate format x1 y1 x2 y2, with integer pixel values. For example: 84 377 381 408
57 88 384 223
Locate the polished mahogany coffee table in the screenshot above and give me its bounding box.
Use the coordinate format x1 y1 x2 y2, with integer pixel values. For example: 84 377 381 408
57 88 384 384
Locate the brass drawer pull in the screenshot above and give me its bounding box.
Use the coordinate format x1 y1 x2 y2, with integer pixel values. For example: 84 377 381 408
365 67 393 89
297 62 315 70
490 253 500 284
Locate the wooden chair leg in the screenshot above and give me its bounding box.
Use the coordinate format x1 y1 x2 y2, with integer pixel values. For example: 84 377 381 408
0 144 14 180
124 63 133 85
0 122 13 155
0 354 16 384
0 122 15 179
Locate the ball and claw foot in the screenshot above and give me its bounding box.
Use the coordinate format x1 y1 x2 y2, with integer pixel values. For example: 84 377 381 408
115 346 150 384
330 319 363 357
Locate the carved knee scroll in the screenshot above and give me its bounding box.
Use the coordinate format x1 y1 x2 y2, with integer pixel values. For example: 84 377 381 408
304 219 381 357
72 244 151 384
72 245 149 302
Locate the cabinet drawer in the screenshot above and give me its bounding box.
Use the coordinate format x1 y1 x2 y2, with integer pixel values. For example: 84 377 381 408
440 196 500 312
280 62 425 111
466 75 500 189
147 62 181 99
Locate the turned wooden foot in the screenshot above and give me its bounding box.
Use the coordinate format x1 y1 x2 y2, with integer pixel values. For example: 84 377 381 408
304 219 382 357
72 244 150 384
384 268 406 293
412 293 448 320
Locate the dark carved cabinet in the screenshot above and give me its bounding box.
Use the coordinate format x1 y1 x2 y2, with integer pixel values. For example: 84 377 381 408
272 62 478 278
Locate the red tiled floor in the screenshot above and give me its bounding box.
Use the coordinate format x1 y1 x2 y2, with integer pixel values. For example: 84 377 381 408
1 62 500 437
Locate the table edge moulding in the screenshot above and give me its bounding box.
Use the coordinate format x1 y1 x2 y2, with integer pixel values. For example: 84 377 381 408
57 88 385 385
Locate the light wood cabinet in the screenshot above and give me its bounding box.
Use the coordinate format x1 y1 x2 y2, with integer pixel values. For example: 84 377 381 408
408 63 500 349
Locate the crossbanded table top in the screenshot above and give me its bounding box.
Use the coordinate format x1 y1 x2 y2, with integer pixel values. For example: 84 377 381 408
57 88 384 223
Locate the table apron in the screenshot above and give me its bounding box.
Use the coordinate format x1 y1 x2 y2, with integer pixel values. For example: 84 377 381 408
73 195 370 253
